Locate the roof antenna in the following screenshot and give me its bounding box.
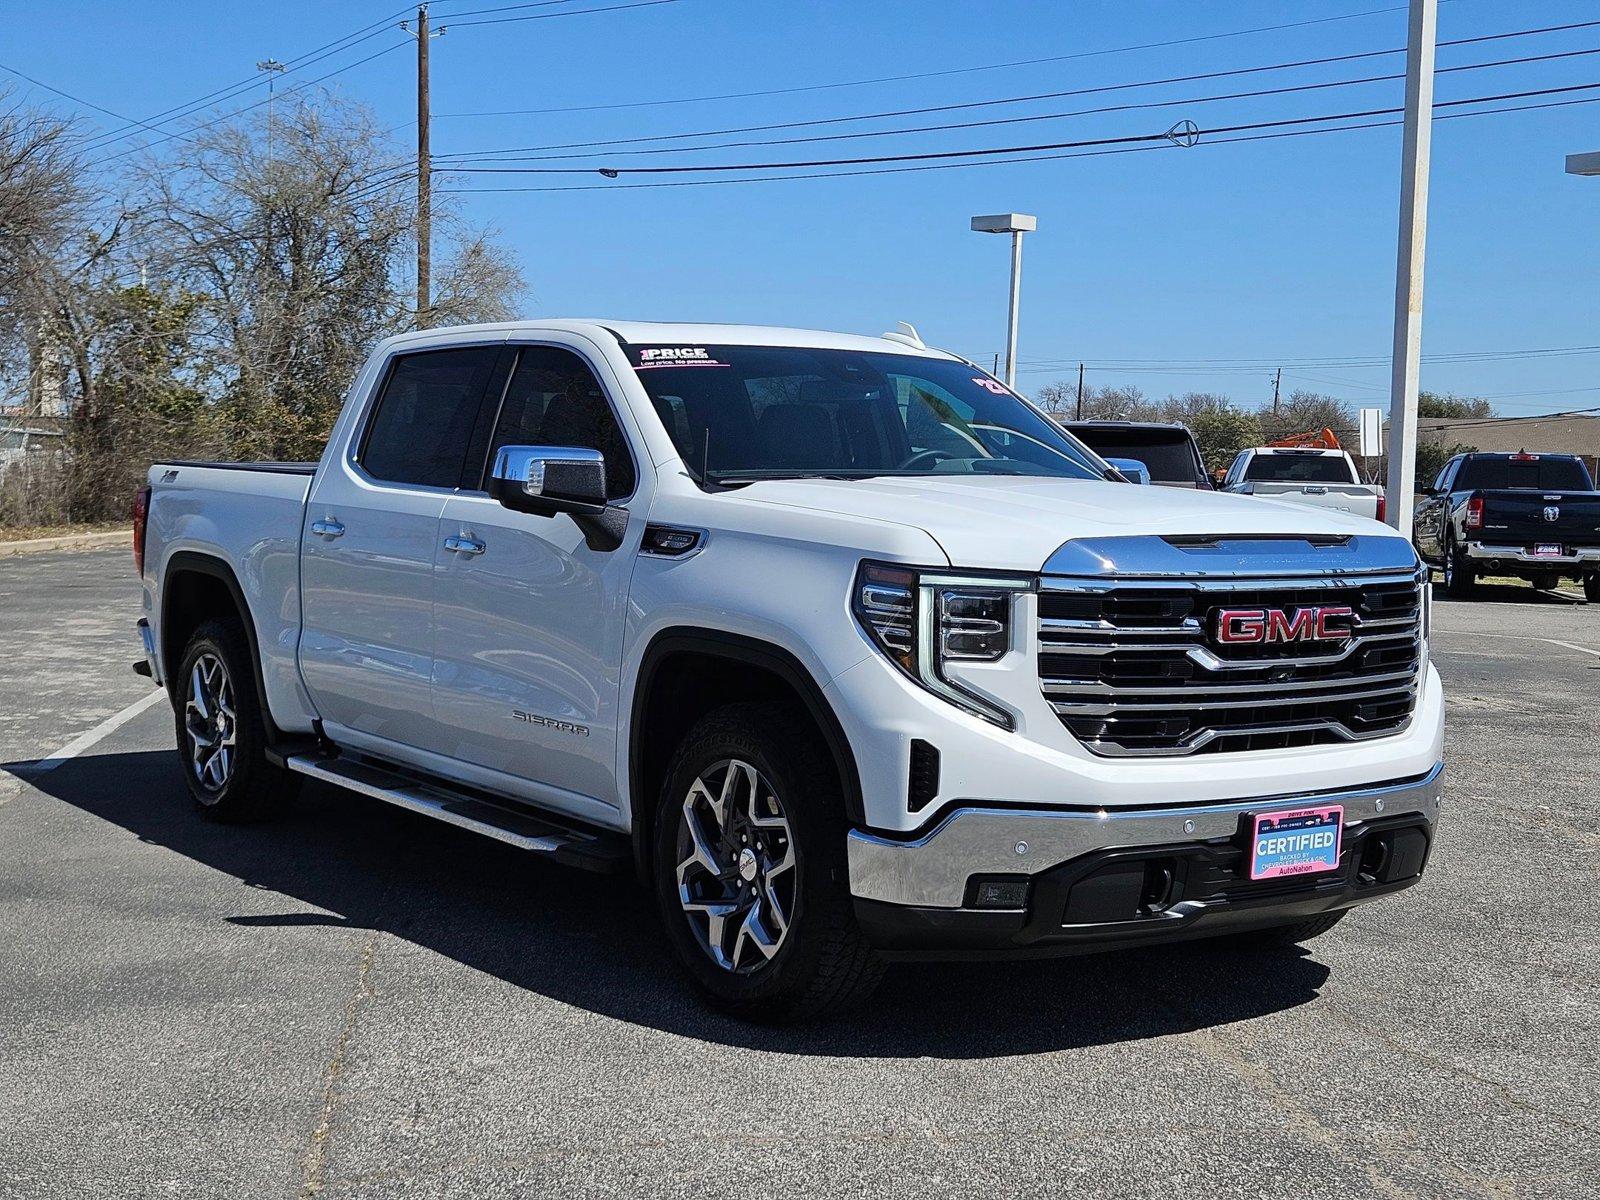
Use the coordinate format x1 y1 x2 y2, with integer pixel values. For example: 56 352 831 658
881 321 926 350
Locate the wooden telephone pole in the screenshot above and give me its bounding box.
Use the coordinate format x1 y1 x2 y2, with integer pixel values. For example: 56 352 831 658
403 7 442 329
415 5 432 329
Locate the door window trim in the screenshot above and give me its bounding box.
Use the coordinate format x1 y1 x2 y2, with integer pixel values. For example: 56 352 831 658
459 339 642 505
346 341 510 496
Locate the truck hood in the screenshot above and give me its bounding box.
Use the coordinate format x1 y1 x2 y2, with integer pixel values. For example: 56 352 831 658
737 475 1389 570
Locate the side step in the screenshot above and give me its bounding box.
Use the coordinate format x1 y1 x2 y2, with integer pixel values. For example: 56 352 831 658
284 753 631 874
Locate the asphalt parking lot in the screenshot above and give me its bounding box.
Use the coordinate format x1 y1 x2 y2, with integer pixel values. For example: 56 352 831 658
1 547 1596 1199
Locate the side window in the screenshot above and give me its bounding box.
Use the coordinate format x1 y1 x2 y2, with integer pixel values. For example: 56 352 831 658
360 347 502 488
1224 453 1246 486
1434 458 1458 493
486 345 637 499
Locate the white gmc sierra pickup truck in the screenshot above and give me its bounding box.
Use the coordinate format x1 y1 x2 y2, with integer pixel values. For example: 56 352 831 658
134 320 1444 1020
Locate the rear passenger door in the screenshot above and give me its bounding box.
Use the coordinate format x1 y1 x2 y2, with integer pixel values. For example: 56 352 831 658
427 340 647 826
299 343 507 757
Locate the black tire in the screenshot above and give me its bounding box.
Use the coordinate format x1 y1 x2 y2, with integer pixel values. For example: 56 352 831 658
651 701 883 1021
1532 572 1560 592
173 617 297 822
1230 909 1348 949
1585 574 1600 603
1442 541 1477 599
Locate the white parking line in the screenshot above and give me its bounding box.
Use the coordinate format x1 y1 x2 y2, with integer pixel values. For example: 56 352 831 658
15 687 168 775
1436 629 1600 659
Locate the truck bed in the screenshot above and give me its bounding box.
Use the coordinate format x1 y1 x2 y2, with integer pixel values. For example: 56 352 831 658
143 459 320 734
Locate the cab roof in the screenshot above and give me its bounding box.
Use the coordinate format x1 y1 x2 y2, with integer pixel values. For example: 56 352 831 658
383 319 962 359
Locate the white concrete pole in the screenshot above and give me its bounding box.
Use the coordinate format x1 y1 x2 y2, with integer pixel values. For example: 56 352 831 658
1385 0 1437 534
1005 231 1024 388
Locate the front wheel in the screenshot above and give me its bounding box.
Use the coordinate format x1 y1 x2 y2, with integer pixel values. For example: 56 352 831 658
651 702 883 1021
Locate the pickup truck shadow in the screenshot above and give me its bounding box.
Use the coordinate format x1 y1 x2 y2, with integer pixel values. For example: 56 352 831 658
14 748 1331 1059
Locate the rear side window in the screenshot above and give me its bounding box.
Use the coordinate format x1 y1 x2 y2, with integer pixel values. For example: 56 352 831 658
485 345 636 499
361 348 502 487
1455 456 1593 491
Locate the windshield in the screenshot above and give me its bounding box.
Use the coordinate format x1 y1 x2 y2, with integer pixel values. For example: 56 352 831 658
626 343 1104 485
1245 454 1355 484
1062 426 1202 485
1456 456 1592 491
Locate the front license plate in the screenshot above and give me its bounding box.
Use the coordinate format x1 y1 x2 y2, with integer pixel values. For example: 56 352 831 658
1249 805 1343 881
1533 543 1563 558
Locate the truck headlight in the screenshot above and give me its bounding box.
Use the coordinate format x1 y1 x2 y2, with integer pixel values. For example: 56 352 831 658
852 562 1031 729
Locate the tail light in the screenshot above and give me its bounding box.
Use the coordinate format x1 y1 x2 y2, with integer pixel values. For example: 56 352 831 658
1375 493 1387 523
132 485 152 575
1464 496 1484 531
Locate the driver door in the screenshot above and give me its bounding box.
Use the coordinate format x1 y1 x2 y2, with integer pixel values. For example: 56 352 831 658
427 341 645 827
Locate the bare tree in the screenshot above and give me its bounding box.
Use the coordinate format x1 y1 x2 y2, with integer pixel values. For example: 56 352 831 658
134 92 524 459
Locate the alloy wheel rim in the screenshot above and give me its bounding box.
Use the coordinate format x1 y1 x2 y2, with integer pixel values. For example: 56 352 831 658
184 652 237 793
675 758 797 974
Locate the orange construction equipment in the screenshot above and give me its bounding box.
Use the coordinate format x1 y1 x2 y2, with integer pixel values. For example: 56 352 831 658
1266 427 1343 450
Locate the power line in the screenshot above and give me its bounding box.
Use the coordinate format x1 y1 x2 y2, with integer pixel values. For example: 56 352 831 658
85 40 413 169
437 80 1600 177
438 88 1600 193
443 0 685 29
0 60 170 138
439 45 1600 165
433 18 1600 159
432 3 1427 118
76 6 417 155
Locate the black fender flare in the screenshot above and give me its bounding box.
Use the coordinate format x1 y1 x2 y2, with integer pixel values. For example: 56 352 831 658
159 550 287 747
628 628 865 877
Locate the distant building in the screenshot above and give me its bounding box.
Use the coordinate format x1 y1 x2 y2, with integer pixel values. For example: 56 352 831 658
1419 414 1600 475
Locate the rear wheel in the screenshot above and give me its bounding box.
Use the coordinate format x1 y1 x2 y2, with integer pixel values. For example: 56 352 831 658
1532 571 1561 592
651 702 883 1021
1443 541 1477 599
1585 574 1600 603
174 618 296 821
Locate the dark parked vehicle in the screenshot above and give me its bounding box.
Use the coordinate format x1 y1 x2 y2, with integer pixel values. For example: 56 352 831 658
1413 451 1600 600
1053 420 1212 489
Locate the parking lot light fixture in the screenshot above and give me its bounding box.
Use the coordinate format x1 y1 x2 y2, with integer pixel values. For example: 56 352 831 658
970 213 1037 389
1567 151 1600 176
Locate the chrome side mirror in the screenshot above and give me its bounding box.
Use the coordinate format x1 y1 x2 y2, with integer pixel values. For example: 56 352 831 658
489 445 607 517
1105 456 1152 486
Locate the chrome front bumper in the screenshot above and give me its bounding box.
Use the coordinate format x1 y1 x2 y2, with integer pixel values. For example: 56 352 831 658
1463 543 1600 567
847 764 1444 908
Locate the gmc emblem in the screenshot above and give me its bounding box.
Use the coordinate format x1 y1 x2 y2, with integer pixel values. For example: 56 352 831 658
1213 605 1354 645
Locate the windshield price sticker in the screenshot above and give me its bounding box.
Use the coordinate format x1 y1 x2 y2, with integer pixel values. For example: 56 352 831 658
635 346 730 370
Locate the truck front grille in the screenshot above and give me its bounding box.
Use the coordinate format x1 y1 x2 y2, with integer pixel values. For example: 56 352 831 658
1037 572 1425 756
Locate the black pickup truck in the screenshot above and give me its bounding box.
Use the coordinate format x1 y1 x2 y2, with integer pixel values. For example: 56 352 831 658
1414 451 1600 600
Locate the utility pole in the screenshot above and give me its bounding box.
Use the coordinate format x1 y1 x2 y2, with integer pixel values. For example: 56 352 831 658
402 7 443 329
1076 362 1085 420
1271 367 1281 415
1385 0 1437 533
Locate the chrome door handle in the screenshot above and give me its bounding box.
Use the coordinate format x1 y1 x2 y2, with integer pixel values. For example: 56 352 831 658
310 518 345 538
444 535 486 556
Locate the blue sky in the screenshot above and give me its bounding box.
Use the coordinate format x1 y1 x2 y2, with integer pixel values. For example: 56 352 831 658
7 0 1599 414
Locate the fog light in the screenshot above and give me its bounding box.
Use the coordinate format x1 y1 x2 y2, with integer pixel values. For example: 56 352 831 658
970 876 1030 909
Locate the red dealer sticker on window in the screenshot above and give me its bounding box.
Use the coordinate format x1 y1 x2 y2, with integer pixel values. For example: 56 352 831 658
634 347 730 369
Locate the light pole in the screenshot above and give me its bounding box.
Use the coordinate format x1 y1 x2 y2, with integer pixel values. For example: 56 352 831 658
256 59 286 165
971 213 1036 388
1384 0 1437 535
